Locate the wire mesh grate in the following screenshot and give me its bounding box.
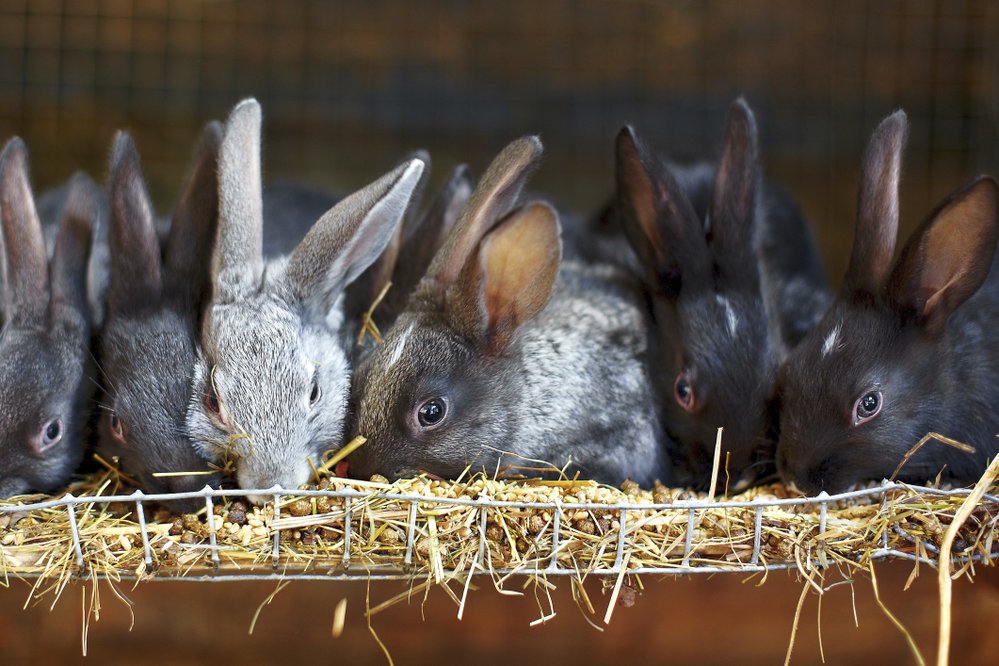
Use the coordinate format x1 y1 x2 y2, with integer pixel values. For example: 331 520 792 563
1 481 997 582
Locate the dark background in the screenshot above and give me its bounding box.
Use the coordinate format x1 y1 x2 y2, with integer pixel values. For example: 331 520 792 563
1 1 998 663
2 0 997 275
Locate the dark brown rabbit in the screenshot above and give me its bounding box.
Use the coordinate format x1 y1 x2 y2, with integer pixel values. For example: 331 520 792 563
614 99 828 490
776 110 999 495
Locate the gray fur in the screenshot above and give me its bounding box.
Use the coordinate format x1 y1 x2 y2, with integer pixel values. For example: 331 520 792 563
348 137 671 486
187 98 424 502
96 124 224 499
0 138 95 497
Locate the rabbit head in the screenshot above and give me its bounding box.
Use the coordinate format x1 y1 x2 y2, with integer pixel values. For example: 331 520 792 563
776 111 999 494
186 99 424 501
348 137 585 480
0 139 96 497
96 124 224 496
615 99 779 489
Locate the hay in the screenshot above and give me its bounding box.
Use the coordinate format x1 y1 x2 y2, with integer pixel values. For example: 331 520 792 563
2 468 997 593
4 465 998 665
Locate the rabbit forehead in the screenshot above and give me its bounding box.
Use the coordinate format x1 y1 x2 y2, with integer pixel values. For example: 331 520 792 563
100 312 199 441
671 291 774 386
782 303 902 405
0 329 82 408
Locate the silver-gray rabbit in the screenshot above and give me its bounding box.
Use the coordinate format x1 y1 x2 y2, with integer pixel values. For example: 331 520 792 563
186 99 425 502
348 136 671 487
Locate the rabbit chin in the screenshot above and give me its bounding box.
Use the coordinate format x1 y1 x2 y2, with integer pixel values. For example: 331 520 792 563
238 461 313 506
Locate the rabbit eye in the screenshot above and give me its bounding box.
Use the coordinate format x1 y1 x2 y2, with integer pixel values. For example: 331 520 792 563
204 387 223 421
673 372 697 413
109 412 125 441
852 390 883 425
309 379 322 406
38 418 63 453
416 397 448 430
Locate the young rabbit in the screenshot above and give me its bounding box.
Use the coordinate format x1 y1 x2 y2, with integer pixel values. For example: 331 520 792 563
0 139 97 497
776 110 999 495
347 159 474 351
614 99 828 490
347 136 671 487
186 99 425 501
96 123 224 496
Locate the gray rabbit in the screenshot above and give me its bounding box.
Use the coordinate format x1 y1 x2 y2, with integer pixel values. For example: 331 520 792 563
347 136 671 487
0 139 97 497
95 123 224 497
186 99 425 502
776 110 999 494
613 99 829 490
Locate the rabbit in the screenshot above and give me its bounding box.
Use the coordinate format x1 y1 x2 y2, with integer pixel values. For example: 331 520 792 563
613 98 829 491
346 157 474 353
95 123 225 497
0 138 97 497
185 98 425 502
776 110 999 495
346 136 671 487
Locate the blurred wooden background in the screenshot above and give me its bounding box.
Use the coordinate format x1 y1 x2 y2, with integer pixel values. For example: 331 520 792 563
1 562 998 664
1 2 998 662
0 0 997 275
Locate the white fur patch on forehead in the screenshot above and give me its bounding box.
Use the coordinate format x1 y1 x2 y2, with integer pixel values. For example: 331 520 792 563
386 323 415 369
715 294 739 337
821 321 843 357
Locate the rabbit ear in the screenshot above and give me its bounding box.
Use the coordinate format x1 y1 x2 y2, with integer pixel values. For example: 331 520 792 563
615 125 710 296
108 131 162 312
214 98 264 301
708 98 761 289
887 176 999 335
449 202 561 353
344 150 431 321
286 158 425 315
422 136 542 293
163 120 223 307
0 137 49 324
844 110 908 297
49 173 96 327
393 164 474 303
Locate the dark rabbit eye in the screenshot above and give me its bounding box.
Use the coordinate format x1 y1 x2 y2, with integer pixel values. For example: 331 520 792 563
416 397 448 429
852 390 883 425
109 412 125 441
204 387 222 419
38 418 63 453
673 372 697 413
309 379 322 406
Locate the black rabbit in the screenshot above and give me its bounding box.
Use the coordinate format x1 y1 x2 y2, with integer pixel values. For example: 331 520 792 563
776 110 999 494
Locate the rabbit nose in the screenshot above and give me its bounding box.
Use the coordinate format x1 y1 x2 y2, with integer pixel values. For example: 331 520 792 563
238 461 313 506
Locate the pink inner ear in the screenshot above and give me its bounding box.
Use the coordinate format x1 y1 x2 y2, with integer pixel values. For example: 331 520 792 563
916 183 997 320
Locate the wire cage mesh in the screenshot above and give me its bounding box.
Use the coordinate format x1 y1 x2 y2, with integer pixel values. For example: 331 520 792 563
2 478 998 587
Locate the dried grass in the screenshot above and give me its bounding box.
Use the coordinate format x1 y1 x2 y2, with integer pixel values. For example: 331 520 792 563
3 463 997 664
2 468 996 594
